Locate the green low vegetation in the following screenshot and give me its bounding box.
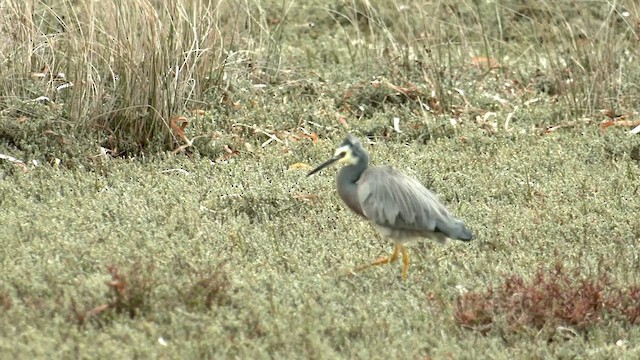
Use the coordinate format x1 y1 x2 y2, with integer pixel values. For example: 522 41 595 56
1 0 640 358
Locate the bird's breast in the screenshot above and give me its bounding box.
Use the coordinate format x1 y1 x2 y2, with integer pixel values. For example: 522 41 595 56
336 180 366 218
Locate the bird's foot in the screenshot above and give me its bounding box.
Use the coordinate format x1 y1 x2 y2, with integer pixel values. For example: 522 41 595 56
351 243 401 274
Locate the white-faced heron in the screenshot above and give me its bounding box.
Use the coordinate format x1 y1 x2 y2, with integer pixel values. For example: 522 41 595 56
308 134 473 280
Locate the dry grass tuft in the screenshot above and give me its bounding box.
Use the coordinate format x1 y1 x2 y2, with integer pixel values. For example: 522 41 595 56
2 1 638 158
0 0 284 154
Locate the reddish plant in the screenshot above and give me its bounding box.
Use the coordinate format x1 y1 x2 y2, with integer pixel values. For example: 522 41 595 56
455 263 638 334
105 262 155 319
178 262 231 311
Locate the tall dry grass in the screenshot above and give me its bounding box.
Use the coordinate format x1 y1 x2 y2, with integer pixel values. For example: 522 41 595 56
0 0 287 154
1 1 638 155
323 1 639 118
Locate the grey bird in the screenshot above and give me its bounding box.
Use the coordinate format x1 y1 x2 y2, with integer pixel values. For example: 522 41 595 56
307 134 472 280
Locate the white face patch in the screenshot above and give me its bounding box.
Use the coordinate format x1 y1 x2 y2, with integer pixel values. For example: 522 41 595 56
334 145 358 165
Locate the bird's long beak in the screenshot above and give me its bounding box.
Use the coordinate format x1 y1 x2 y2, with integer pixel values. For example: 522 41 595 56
307 153 345 177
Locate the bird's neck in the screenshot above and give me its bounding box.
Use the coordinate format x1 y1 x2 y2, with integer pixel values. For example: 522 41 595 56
337 155 368 184
336 164 366 217
337 165 361 184
335 154 369 218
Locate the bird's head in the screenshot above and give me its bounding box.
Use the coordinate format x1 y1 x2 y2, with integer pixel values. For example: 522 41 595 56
307 134 366 176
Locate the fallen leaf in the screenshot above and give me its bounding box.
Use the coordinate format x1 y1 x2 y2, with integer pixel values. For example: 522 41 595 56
393 117 402 133
602 108 617 119
599 119 640 132
170 116 189 141
0 153 25 164
86 304 110 318
15 162 29 173
599 121 615 132
427 97 441 113
289 163 312 171
55 82 73 91
544 125 562 134
471 56 500 69
292 192 319 202
214 145 240 162
524 98 541 106
224 145 238 154
385 82 421 99
30 65 50 79
30 96 50 104
299 132 319 143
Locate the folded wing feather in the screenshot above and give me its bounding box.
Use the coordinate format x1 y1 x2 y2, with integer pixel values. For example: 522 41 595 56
357 166 462 238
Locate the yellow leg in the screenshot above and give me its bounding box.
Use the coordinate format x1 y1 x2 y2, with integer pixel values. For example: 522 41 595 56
353 243 400 273
400 244 410 281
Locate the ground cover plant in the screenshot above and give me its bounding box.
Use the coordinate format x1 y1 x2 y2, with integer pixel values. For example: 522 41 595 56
1 0 640 358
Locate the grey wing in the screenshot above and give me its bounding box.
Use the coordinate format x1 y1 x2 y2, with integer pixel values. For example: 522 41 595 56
357 166 471 240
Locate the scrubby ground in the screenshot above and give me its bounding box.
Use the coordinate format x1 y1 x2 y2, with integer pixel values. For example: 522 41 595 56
1 0 640 359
